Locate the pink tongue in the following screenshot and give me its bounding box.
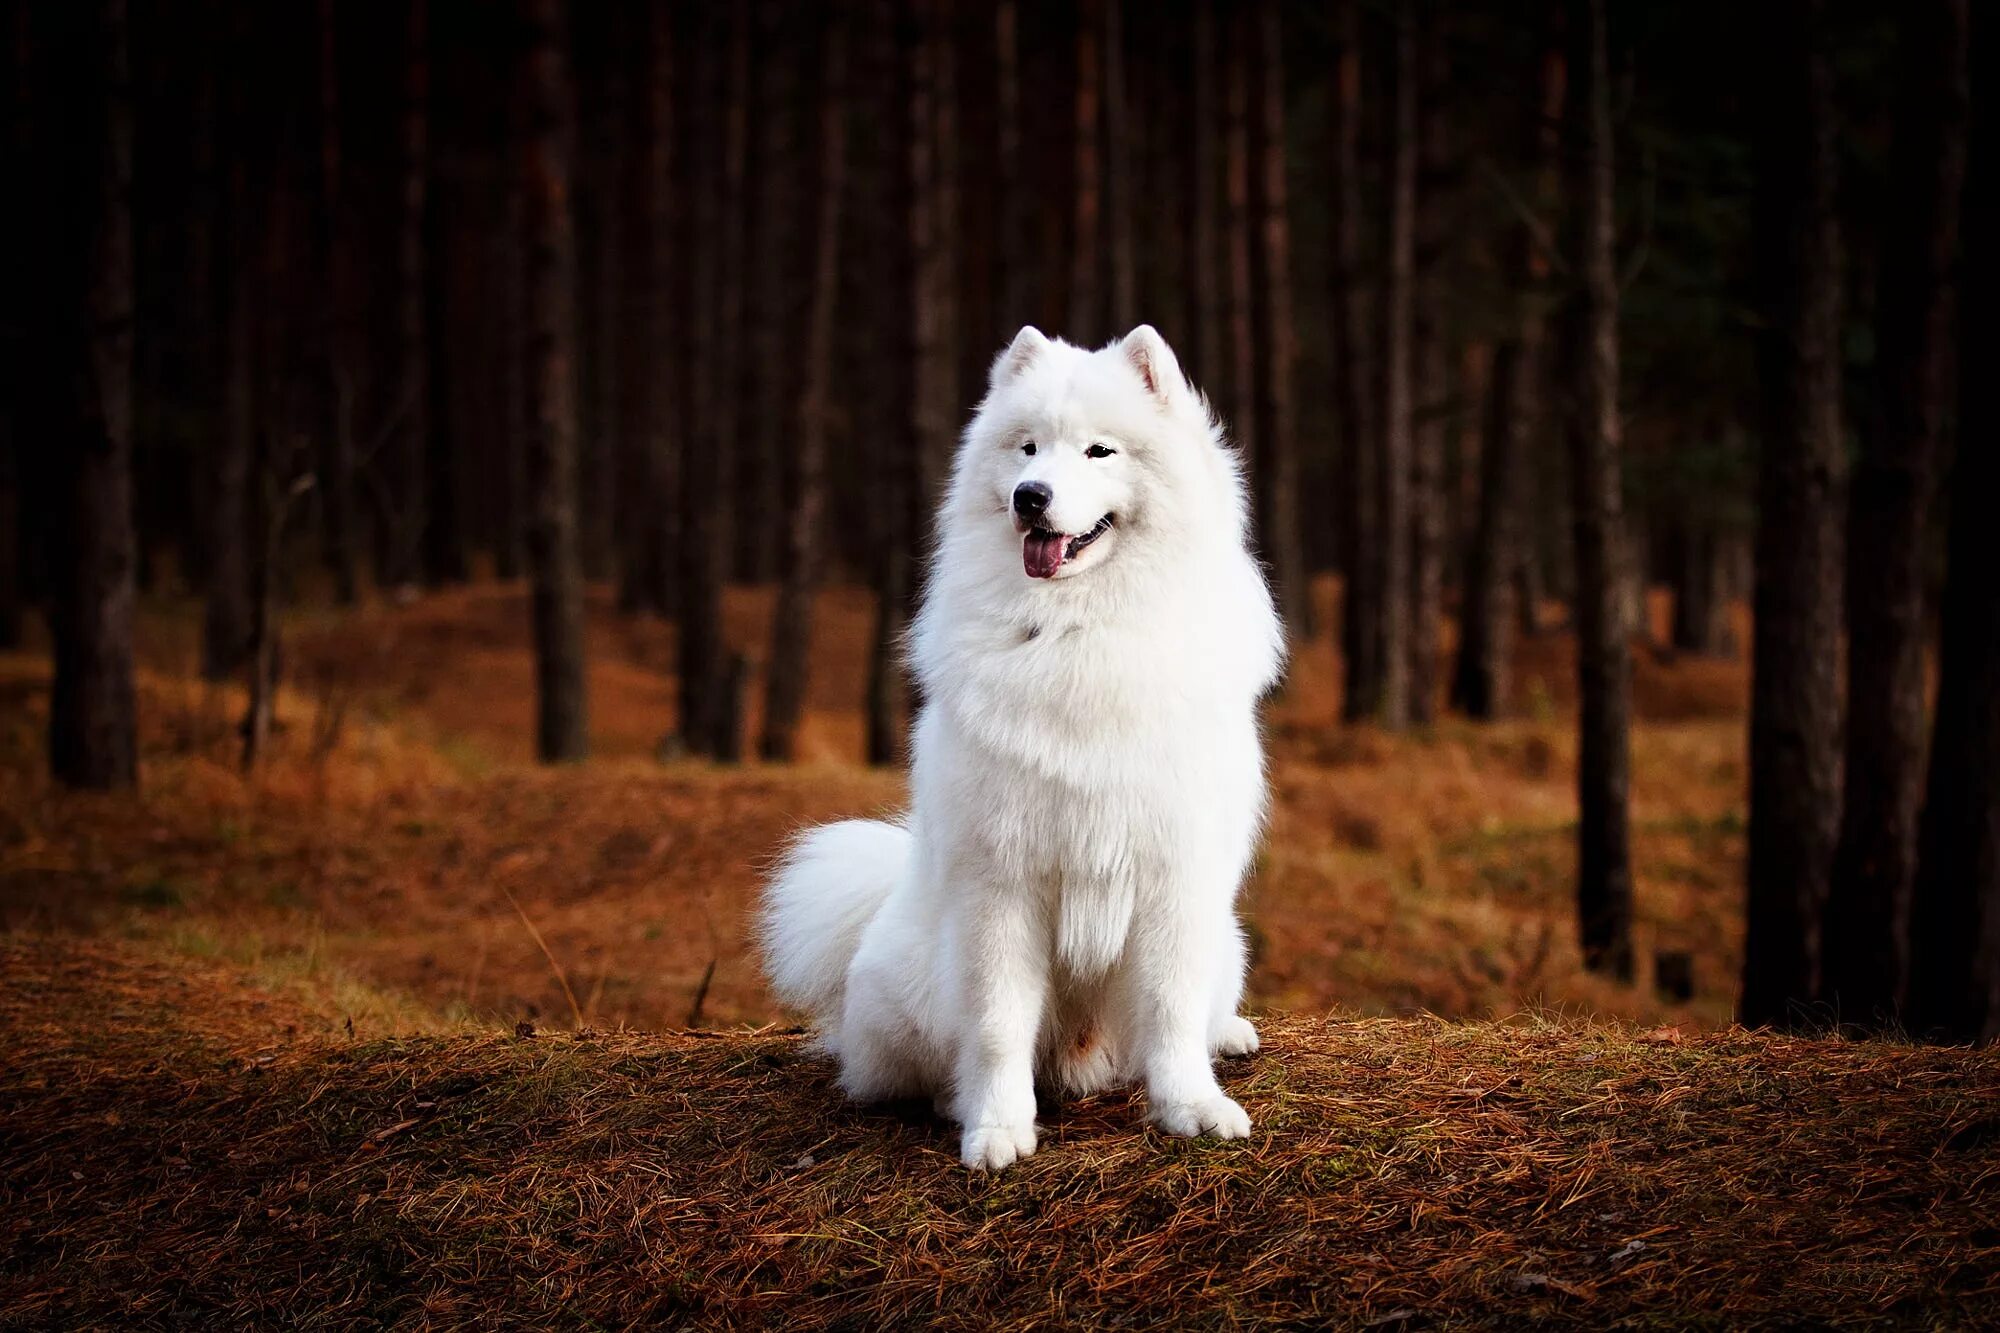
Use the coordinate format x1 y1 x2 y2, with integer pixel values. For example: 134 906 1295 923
1023 530 1066 579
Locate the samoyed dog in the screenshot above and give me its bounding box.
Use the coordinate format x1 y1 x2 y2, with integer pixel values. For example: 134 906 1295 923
760 324 1283 1170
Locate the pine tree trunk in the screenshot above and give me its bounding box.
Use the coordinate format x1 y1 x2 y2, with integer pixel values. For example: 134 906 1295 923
316 0 358 606
1824 0 1970 1026
618 1 675 616
1377 6 1417 731
1906 4 1997 1046
1742 0 1845 1028
995 0 1026 328
1334 0 1378 721
1452 33 1561 718
584 17 626 588
761 18 847 763
1564 0 1634 981
1408 14 1451 724
44 0 137 790
1190 0 1224 396
1668 515 1734 657
1104 0 1135 332
519 0 588 764
1069 0 1103 344
422 122 464 586
1251 0 1305 641
1222 9 1255 479
743 0 798 586
204 118 252 682
675 7 740 758
393 0 430 590
495 180 527 583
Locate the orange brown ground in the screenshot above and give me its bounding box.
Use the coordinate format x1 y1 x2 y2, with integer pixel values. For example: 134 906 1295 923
7 582 1998 1327
0 577 1748 1035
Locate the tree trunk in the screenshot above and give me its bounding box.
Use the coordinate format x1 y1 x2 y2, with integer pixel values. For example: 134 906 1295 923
742 0 799 586
1377 6 1417 730
1408 14 1451 724
1222 8 1255 480
584 14 626 588
1906 5 1997 1046
204 110 252 682
1104 0 1134 332
1824 0 1970 1027
995 0 1026 328
519 0 588 764
1564 0 1634 981
392 0 430 589
1069 0 1102 344
1251 0 1305 641
618 1 675 616
43 0 137 790
1334 0 1378 721
761 18 847 763
1742 0 1845 1028
422 100 465 587
1190 0 1224 396
1668 515 1734 657
316 0 358 606
1452 33 1563 718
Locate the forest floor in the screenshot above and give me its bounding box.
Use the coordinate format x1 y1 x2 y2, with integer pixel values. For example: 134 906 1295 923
11 579 1992 1326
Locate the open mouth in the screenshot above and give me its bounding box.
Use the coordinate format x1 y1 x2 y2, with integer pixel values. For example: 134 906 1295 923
1022 515 1114 579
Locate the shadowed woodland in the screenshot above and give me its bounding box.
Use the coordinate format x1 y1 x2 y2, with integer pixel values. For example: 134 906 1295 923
4 0 2000 1323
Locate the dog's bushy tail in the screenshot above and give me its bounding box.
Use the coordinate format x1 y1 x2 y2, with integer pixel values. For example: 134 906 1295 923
759 819 908 1023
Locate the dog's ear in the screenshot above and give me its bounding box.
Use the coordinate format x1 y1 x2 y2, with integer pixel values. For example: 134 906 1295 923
990 325 1050 389
1119 325 1186 407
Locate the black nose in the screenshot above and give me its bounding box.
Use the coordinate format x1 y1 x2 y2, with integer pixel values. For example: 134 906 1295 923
1013 481 1053 523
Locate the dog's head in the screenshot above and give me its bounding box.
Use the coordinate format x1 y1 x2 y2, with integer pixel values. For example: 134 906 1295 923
960 324 1235 583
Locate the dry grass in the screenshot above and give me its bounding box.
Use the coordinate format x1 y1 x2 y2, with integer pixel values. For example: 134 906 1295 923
0 577 1748 1033
2 936 1996 1329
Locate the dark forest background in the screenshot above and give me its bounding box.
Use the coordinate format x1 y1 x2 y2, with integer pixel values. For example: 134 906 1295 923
6 0 1997 1042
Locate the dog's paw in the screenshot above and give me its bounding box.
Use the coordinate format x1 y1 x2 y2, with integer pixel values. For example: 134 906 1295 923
1211 1015 1260 1058
960 1120 1038 1171
1151 1094 1252 1140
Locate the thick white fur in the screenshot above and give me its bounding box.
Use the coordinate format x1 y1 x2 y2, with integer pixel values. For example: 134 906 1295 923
760 325 1284 1170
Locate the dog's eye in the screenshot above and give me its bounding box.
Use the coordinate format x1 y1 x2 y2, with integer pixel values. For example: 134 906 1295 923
1086 443 1116 459
1021 441 1037 456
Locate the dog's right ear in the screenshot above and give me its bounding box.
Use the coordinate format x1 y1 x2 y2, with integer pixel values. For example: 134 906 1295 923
990 325 1050 389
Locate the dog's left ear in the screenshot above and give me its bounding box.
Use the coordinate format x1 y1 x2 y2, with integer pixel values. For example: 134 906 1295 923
1119 325 1185 407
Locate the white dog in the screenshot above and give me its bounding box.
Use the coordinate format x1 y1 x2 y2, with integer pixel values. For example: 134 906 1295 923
760 324 1283 1170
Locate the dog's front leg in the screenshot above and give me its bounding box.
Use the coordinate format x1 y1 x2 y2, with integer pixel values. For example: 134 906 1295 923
1128 898 1252 1141
952 882 1048 1171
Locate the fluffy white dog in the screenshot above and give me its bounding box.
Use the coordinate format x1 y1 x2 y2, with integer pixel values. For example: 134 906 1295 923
760 324 1283 1170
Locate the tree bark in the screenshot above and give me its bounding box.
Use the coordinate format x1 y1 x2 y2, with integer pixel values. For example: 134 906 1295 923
519 0 588 764
1563 0 1633 981
1668 510 1734 657
742 0 799 586
761 17 847 763
1377 6 1417 730
1452 33 1563 718
1906 5 1997 1046
1824 0 1970 1026
1190 0 1224 397
995 0 1026 328
1408 14 1451 723
1742 0 1845 1028
392 0 430 589
1334 0 1379 721
1222 8 1255 484
204 87 252 683
43 0 137 790
1104 0 1135 332
617 0 675 616
316 0 358 606
1069 0 1103 344
1251 0 1305 641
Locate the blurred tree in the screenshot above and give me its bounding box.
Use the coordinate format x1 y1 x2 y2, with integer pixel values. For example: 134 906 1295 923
763 16 848 764
316 0 358 606
1070 0 1103 344
389 0 430 590
1451 25 1564 719
1742 0 1845 1029
1563 0 1633 981
1377 4 1417 730
1252 0 1305 642
203 37 252 684
41 0 137 789
1334 0 1379 722
1907 2 1996 1046
1190 0 1223 402
1408 9 1452 722
519 0 588 764
1824 0 1970 1026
